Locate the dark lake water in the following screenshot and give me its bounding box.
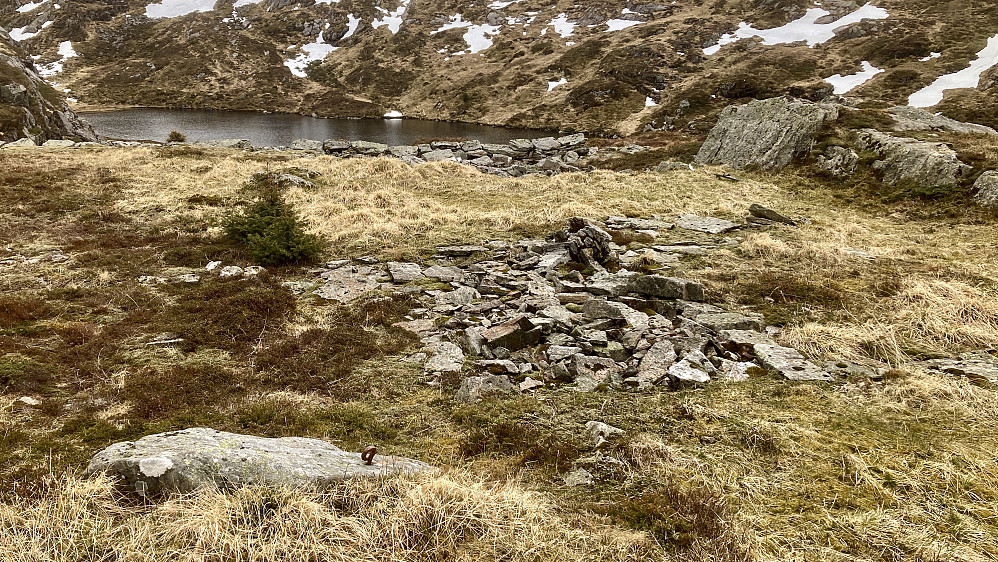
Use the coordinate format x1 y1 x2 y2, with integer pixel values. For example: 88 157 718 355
80 108 553 146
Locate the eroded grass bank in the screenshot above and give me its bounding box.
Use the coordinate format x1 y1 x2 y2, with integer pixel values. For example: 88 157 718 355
1 146 997 561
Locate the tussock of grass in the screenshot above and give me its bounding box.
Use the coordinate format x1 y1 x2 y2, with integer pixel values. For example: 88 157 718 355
0 473 653 562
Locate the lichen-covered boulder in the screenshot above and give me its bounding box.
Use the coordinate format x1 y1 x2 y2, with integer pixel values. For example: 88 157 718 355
85 428 432 496
856 129 972 188
974 171 998 209
695 97 839 170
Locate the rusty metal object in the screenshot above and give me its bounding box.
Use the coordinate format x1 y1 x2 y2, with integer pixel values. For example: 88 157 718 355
361 446 377 465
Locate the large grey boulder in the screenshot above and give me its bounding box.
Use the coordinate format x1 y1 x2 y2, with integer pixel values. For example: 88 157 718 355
351 140 388 155
85 428 431 496
755 344 831 381
816 145 859 177
974 171 998 209
856 129 972 188
289 138 323 151
695 97 839 170
887 106 998 136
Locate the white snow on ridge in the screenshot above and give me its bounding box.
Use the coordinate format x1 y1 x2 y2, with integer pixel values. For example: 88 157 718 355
645 96 657 107
825 60 883 94
16 1 45 13
37 40 77 77
145 0 217 19
488 0 523 8
9 20 52 42
919 52 941 62
372 0 410 35
284 25 337 78
431 15 502 55
548 13 575 38
704 4 889 55
384 110 403 118
343 13 360 39
604 19 642 32
547 77 566 91
909 32 998 108
233 0 264 8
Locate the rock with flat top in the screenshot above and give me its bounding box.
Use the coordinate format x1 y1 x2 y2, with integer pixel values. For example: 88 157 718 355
455 374 514 403
85 428 431 496
755 344 831 381
887 106 998 136
675 214 739 234
857 129 971 188
695 97 839 170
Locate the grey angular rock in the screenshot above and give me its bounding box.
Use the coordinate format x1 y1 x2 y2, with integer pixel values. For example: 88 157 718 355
696 312 763 332
42 139 75 148
314 270 381 303
695 96 839 170
667 350 715 385
455 374 515 403
585 421 625 448
755 344 831 381
857 129 971 188
387 262 424 283
85 428 431 496
925 357 998 384
436 285 481 306
422 149 455 162
974 171 998 209
887 106 998 136
426 341 465 374
816 145 859 178
198 139 251 149
481 315 541 351
424 265 464 282
629 275 705 302
675 214 739 234
557 133 586 148
389 145 419 158
532 137 561 152
636 340 677 386
749 204 795 225
350 140 389 155
289 138 323 151
436 245 488 256
323 139 351 153
564 468 594 486
508 138 534 152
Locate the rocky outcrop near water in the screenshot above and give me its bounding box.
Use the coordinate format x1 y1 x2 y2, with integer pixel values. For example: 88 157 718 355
694 97 839 171
85 428 432 496
0 30 97 143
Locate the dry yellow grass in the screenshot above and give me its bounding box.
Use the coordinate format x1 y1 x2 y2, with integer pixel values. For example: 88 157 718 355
3 147 998 562
0 472 654 562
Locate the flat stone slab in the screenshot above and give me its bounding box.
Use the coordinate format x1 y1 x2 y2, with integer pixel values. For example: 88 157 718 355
675 214 739 235
314 270 381 303
925 358 998 384
85 428 431 496
755 344 831 381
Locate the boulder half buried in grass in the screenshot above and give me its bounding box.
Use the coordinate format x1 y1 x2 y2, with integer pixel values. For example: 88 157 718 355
85 428 432 497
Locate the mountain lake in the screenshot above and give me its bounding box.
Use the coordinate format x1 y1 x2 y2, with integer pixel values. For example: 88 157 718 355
80 108 555 146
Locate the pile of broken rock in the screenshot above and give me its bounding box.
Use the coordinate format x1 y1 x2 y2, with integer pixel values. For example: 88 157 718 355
310 214 852 404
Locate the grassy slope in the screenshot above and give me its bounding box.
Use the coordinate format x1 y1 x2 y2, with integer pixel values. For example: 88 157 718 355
1 146 997 561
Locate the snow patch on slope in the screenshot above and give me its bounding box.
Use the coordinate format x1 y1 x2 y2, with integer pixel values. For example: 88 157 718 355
431 15 502 55
909 32 998 107
284 25 337 78
704 4 888 55
16 1 45 13
36 40 77 77
145 0 218 18
372 0 410 34
9 20 52 41
825 61 883 94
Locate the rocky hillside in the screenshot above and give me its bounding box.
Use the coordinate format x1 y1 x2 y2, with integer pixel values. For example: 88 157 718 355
0 26 95 141
1 0 996 134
